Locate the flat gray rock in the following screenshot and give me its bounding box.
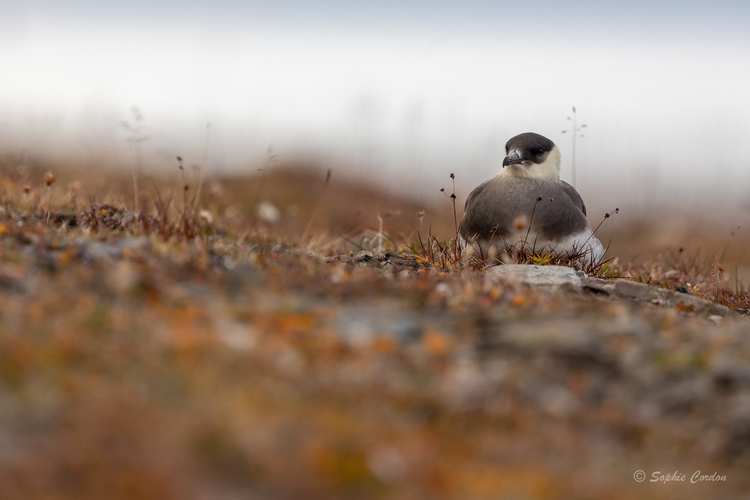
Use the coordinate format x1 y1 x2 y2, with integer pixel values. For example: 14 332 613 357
325 256 747 319
613 279 738 317
489 265 582 287
80 237 151 262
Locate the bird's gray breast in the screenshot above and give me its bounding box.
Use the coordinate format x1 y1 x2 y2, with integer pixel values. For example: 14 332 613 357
459 177 589 242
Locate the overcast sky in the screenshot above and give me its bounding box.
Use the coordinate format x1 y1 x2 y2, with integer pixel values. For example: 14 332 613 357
1 0 750 214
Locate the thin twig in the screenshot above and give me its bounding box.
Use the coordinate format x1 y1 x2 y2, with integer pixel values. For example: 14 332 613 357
193 122 211 213
300 169 332 246
129 141 139 213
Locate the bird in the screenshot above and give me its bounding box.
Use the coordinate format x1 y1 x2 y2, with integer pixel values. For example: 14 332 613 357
458 132 604 263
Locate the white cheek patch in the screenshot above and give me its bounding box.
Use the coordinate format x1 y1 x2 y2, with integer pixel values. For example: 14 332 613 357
499 146 561 181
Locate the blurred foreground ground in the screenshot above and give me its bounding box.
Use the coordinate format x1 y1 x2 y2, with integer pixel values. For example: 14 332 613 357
0 160 749 499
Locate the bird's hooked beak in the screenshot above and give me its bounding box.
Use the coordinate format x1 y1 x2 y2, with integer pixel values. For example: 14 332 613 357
503 149 523 168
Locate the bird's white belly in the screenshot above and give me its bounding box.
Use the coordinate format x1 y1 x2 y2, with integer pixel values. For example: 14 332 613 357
547 228 605 263
460 228 605 264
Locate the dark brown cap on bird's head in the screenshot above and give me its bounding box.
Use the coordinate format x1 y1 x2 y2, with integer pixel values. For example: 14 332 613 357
503 132 556 167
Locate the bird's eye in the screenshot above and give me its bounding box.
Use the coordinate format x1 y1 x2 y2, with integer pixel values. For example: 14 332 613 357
536 149 545 156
